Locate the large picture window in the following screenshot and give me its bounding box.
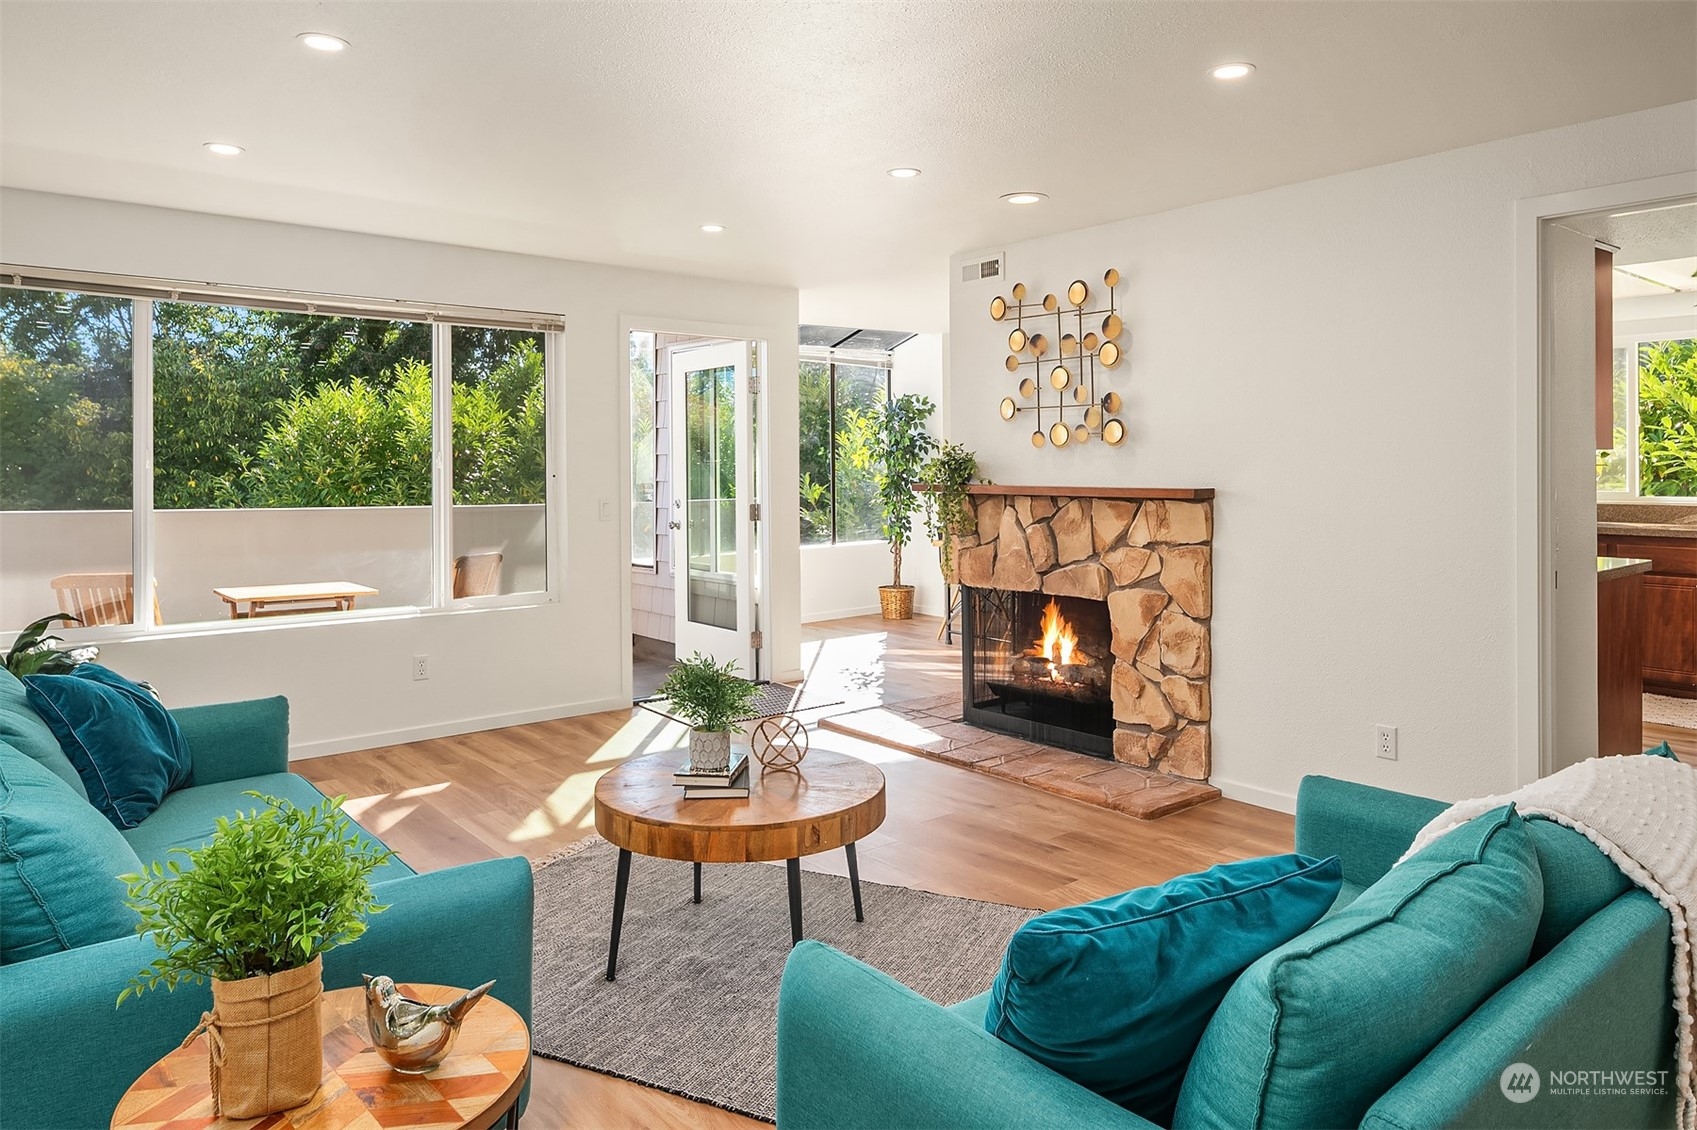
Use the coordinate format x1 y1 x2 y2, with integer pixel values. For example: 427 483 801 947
0 276 557 633
799 349 890 544
1598 335 1697 498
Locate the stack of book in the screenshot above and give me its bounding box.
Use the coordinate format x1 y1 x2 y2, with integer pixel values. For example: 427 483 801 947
675 750 751 798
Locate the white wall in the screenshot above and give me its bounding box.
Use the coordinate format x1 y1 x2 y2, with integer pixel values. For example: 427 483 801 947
947 101 1697 810
0 189 800 756
797 332 950 623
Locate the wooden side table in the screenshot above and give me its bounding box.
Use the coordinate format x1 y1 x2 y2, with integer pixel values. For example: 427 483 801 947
593 746 887 980
111 984 529 1130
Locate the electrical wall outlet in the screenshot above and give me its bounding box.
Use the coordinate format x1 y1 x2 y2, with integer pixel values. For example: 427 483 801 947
1375 724 1398 761
412 655 429 681
598 499 613 522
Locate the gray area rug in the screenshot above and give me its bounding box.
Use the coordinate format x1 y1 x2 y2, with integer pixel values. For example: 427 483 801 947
530 837 1036 1122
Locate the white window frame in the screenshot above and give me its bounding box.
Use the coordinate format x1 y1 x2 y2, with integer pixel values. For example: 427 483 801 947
630 330 659 571
2 271 563 642
1600 329 1697 502
800 345 893 547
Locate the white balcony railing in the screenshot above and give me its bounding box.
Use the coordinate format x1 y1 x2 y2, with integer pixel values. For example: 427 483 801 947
0 504 546 631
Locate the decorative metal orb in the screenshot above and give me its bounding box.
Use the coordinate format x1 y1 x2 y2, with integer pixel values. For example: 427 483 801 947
1073 423 1091 444
1042 293 1058 312
752 715 809 770
1049 421 1070 447
1018 376 1036 398
1005 354 1020 372
1102 390 1123 414
1103 418 1127 446
1031 429 1046 448
989 296 1008 320
1104 267 1121 287
1098 339 1121 367
1068 279 1089 306
1102 312 1124 340
999 396 1017 420
1049 364 1070 390
1011 282 1028 300
1008 328 1027 352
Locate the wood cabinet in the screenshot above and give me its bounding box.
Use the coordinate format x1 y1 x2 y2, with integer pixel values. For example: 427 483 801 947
1598 534 1697 697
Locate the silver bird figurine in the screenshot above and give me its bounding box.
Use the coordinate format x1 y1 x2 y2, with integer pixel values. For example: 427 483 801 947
362 975 496 1074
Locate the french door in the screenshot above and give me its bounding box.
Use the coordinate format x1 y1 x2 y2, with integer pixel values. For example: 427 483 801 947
670 341 757 673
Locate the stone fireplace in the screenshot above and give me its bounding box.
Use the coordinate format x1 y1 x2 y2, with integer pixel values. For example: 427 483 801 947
953 487 1214 781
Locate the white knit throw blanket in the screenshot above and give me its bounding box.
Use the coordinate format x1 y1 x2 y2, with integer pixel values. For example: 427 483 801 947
1400 756 1697 1129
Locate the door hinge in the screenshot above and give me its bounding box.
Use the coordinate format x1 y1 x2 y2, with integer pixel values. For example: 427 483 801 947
749 373 760 397
750 629 764 649
748 502 761 522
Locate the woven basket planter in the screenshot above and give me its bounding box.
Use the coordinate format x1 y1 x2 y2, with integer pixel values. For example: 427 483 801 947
879 585 915 620
202 954 324 1118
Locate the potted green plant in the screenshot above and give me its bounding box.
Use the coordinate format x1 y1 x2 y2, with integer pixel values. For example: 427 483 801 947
920 442 987 585
658 651 761 772
842 394 937 619
120 792 393 1118
3 614 96 676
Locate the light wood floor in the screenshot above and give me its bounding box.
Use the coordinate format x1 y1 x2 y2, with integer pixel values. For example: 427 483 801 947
300 614 1291 1129
299 613 1697 1128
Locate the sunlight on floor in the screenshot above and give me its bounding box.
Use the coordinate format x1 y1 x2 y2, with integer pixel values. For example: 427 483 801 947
507 710 689 841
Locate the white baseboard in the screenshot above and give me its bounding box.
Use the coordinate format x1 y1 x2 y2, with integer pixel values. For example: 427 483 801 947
801 604 882 623
801 604 943 624
1211 776 1298 814
287 697 632 760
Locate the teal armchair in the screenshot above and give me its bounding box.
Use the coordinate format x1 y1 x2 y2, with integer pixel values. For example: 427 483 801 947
0 697 534 1130
776 775 1676 1130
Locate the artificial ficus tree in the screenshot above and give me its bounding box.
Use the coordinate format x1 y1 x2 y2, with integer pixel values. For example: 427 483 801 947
842 393 937 588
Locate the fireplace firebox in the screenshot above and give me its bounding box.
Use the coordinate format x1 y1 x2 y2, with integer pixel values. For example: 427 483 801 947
960 586 1115 758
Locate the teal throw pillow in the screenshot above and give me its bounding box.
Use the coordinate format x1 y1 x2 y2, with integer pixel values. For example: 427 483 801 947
0 666 89 799
985 853 1342 1123
1644 741 1679 760
1174 805 1543 1130
0 742 143 963
23 664 190 829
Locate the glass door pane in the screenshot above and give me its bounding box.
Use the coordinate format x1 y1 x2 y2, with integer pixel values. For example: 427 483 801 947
670 341 750 666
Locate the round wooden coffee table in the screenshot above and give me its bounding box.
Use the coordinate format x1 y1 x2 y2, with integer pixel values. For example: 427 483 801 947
110 983 529 1130
593 746 886 980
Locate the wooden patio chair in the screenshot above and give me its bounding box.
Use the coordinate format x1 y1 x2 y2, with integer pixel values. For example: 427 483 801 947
452 552 504 599
50 572 162 627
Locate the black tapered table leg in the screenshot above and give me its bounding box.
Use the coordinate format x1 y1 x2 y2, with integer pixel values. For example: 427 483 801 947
787 857 803 945
693 861 702 904
845 841 864 922
605 847 632 981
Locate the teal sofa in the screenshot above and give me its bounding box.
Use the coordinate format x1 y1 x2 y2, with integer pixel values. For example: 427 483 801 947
776 775 1676 1129
0 685 534 1130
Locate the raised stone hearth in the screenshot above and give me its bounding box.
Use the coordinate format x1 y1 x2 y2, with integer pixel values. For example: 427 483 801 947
820 694 1220 820
954 487 1214 782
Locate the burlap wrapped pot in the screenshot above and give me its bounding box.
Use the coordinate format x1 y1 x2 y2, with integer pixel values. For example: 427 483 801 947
183 954 324 1118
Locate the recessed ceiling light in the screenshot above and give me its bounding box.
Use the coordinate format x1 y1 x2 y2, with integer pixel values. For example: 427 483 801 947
1210 62 1255 80
887 167 922 179
203 142 244 156
700 224 725 234
1001 192 1047 205
298 32 349 52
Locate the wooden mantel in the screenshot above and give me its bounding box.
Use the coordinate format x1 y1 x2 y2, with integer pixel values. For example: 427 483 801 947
962 485 1214 501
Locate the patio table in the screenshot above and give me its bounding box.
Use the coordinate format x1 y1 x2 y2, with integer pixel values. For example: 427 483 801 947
213 581 379 619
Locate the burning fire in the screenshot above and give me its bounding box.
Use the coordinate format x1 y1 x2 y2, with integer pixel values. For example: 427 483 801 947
1031 598 1078 671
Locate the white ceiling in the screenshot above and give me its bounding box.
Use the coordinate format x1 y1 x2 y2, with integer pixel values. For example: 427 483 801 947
2 1 1695 330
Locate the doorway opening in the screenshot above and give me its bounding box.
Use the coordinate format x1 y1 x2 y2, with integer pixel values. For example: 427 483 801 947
1534 190 1696 773
629 329 768 700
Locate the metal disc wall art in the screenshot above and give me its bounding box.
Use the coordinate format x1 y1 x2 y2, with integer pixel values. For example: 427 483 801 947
988 266 1127 450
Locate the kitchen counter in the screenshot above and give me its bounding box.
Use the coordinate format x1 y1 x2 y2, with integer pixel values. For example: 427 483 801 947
1598 556 1654 580
1597 502 1697 540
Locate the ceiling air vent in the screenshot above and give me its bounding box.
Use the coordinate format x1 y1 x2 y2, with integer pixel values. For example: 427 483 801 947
959 253 1005 284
